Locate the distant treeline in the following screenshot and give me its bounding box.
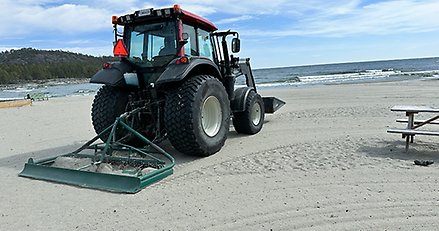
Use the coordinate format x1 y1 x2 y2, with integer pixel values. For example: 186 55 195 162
0 48 116 84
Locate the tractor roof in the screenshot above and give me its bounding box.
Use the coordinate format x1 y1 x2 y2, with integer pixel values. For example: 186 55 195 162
114 5 218 32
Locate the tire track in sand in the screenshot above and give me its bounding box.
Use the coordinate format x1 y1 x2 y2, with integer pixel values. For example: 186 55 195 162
207 198 439 230
152 136 439 230
165 136 437 184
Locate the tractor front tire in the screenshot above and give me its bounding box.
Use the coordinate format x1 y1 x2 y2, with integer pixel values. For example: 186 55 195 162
165 75 230 156
233 91 265 134
91 85 129 142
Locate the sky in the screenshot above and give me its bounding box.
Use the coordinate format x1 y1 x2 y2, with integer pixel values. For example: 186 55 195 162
1 0 439 68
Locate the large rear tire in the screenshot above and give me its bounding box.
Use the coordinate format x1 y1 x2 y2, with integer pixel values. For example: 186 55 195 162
165 75 230 156
91 85 129 142
233 91 265 134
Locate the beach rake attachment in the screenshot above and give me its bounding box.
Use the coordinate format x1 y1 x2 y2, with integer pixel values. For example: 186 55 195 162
19 109 175 193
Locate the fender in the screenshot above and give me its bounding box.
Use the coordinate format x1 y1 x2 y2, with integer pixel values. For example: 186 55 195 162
155 57 222 85
90 61 133 87
231 87 253 112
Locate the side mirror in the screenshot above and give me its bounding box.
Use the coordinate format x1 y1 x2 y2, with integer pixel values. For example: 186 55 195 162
182 33 189 41
231 38 240 53
178 33 189 48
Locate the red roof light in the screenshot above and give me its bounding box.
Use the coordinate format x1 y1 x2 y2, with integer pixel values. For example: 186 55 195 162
112 16 118 24
173 4 181 13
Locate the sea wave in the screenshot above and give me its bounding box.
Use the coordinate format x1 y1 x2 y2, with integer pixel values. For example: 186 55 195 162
0 81 102 99
253 69 439 88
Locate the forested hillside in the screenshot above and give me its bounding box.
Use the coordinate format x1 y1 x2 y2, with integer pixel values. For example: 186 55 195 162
0 48 116 84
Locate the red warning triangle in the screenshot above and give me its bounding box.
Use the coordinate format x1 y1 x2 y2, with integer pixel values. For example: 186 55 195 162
113 39 128 57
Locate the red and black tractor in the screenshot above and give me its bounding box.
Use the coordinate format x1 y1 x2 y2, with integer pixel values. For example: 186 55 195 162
90 5 284 156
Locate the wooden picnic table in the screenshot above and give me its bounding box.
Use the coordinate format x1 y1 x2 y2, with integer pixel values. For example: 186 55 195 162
387 105 439 152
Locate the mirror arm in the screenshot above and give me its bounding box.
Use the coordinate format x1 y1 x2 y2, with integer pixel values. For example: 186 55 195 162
177 40 188 52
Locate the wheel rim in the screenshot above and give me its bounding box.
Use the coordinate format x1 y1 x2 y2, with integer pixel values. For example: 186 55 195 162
251 102 262 125
201 96 222 137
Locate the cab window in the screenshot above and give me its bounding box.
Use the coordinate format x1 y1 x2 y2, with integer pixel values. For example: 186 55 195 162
198 29 213 60
183 24 199 56
126 22 176 67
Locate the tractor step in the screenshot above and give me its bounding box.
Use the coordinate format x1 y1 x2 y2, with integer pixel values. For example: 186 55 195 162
19 113 175 193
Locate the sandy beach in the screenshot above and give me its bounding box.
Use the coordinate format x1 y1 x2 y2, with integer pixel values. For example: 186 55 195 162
1 79 439 230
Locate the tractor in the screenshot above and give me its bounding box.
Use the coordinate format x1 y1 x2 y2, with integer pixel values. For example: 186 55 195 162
90 4 284 157
19 5 284 193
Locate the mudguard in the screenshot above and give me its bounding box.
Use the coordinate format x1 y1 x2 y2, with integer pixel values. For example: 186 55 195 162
155 57 221 85
90 62 133 87
231 87 253 112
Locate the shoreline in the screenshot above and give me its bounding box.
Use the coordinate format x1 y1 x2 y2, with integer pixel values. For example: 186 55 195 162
2 74 438 100
0 78 90 90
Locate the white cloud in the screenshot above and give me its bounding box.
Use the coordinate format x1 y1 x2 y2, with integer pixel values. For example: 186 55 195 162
0 1 111 37
301 0 439 36
182 4 217 17
239 0 439 37
216 15 253 25
0 0 157 38
173 0 359 16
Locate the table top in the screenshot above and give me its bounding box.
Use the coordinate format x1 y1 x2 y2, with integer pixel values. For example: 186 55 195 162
391 105 439 113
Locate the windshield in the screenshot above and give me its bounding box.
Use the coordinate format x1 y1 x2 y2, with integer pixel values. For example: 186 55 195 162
125 22 177 67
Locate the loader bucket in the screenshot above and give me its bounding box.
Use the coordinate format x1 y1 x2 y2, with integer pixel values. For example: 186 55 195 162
262 97 286 114
19 115 175 193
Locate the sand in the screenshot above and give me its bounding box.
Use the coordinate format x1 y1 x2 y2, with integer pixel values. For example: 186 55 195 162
1 79 439 230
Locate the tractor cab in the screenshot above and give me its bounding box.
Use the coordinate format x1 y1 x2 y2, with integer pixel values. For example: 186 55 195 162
104 5 222 86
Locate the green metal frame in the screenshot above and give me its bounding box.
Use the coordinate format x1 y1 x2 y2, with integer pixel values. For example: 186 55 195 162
19 115 175 193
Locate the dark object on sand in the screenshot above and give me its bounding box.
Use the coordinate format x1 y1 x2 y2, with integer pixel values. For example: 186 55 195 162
414 160 434 166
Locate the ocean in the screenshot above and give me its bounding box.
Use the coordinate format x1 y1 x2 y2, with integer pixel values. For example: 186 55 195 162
1 57 439 99
250 57 439 87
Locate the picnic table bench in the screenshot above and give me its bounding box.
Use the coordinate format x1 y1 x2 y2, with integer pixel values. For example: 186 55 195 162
387 105 439 152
